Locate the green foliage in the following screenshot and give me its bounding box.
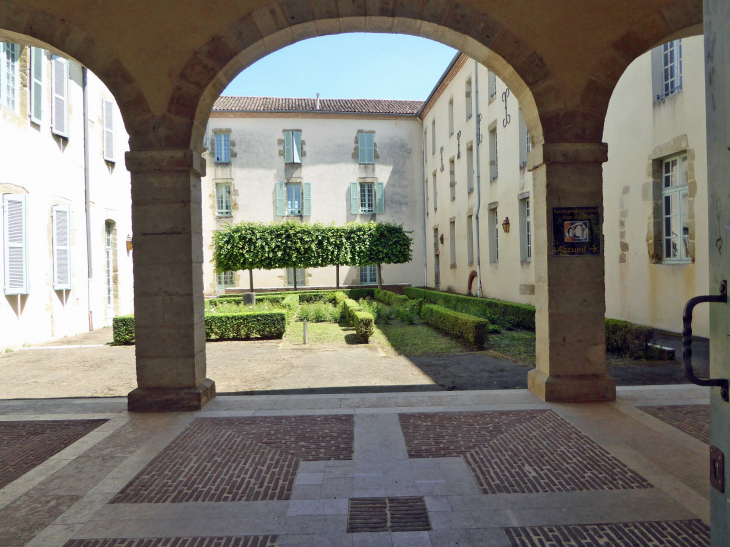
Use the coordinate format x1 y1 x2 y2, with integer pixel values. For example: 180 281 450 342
334 291 348 308
213 221 412 273
358 298 382 322
342 299 363 324
113 315 135 344
205 311 287 340
405 287 536 330
420 304 489 347
605 319 654 357
374 289 409 307
280 294 300 323
298 302 342 323
353 310 375 343
395 306 416 325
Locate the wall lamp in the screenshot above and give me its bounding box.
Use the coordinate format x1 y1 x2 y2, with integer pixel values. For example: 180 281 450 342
126 235 133 252
502 217 510 233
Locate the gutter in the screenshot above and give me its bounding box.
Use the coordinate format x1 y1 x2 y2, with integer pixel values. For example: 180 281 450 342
82 67 93 330
421 140 427 287
473 60 483 298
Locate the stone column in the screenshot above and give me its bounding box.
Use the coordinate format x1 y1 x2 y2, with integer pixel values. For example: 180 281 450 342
125 149 215 411
527 143 616 402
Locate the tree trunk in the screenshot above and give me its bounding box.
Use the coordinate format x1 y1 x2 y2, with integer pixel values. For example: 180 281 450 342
377 263 383 290
293 271 297 291
336 265 340 289
249 269 254 292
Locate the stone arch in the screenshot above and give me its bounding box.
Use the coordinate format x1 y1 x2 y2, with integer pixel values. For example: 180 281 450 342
467 270 478 295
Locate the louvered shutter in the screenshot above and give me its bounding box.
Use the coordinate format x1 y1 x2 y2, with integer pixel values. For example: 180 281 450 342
30 47 43 124
276 182 285 216
350 182 359 215
292 131 302 163
376 182 385 214
302 183 311 216
102 99 115 162
358 134 367 164
51 56 68 137
284 131 293 163
3 195 29 295
52 205 71 290
359 133 374 164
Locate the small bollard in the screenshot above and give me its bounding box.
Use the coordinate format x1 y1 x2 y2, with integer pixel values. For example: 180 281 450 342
303 320 308 345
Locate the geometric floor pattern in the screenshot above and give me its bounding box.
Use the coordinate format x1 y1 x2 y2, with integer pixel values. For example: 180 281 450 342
111 415 354 503
399 410 653 494
0 419 107 489
63 538 278 547
503 519 711 546
639 405 710 444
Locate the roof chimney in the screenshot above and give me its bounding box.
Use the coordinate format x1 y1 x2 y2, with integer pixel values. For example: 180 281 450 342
316 93 320 110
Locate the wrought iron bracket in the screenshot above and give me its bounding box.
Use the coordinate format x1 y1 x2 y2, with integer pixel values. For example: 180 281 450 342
440 146 444 172
502 88 511 127
683 280 729 402
456 131 461 159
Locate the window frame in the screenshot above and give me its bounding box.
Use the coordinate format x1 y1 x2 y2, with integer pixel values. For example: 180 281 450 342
360 264 377 285
449 220 456 267
284 130 302 164
519 196 532 262
286 182 303 216
216 182 232 217
286 267 306 287
359 182 375 214
51 55 69 138
448 98 454 136
659 39 683 100
214 133 231 164
449 158 456 201
661 153 691 263
489 129 498 181
217 271 235 292
465 77 473 120
466 144 474 193
466 215 474 265
0 43 19 112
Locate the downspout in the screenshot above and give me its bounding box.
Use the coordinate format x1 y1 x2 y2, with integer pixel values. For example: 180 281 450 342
473 60 483 298
82 67 93 330
421 144 427 287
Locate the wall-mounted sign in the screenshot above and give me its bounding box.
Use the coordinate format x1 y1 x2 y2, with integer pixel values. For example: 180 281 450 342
552 207 601 256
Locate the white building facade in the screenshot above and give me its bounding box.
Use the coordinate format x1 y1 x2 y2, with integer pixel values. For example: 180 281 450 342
0 42 134 351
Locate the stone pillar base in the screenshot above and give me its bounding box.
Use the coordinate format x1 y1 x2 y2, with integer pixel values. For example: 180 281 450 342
528 369 616 402
128 379 216 412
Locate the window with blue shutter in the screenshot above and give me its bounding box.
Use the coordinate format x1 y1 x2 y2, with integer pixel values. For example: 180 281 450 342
350 182 359 215
51 56 68 137
30 47 44 124
286 184 302 215
52 205 71 290
302 183 311 216
359 133 374 164
3 194 29 295
284 131 302 164
276 182 286 216
214 133 230 163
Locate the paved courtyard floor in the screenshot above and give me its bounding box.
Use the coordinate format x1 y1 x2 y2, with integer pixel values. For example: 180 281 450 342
0 384 712 546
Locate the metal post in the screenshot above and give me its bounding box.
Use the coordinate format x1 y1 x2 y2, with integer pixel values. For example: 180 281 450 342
303 320 308 344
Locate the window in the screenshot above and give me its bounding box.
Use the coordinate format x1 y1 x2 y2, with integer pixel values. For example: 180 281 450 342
217 271 235 292
431 119 436 154
51 56 69 137
0 43 19 112
102 98 115 162
214 133 231 163
449 220 456 267
351 182 384 215
489 129 498 181
52 205 71 290
277 182 311 216
465 78 473 120
286 268 305 286
449 158 456 201
488 71 497 100
105 222 113 307
3 194 29 295
467 215 474 265
424 129 427 162
466 144 474 193
432 172 438 210
660 39 682 100
662 154 690 261
29 47 43 124
519 110 530 167
360 264 377 285
448 98 454 136
216 183 232 216
520 196 532 262
284 130 302 164
489 207 499 263
359 132 375 164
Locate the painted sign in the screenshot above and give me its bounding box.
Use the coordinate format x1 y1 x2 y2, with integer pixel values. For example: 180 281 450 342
552 207 601 256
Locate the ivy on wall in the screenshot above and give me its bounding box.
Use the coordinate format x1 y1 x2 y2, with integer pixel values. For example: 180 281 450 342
213 221 412 272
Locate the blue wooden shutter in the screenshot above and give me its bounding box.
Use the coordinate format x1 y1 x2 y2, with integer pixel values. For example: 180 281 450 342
102 99 115 162
350 182 359 215
52 205 71 290
51 56 68 137
359 133 374 164
358 134 367 163
293 131 302 163
284 131 293 163
276 182 285 216
302 183 311 216
376 182 385 214
30 47 43 124
3 195 29 295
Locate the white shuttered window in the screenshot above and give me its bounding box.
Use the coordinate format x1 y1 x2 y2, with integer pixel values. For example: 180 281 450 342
52 205 71 290
30 47 44 124
3 195 29 295
102 99 115 162
0 43 19 112
51 56 69 137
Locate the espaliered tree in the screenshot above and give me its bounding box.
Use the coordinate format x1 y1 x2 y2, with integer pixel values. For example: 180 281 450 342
213 221 413 290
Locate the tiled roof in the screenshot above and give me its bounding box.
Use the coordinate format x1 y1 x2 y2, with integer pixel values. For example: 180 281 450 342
213 96 423 115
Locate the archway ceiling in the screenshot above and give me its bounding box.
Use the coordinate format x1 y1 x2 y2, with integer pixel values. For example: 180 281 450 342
18 0 699 117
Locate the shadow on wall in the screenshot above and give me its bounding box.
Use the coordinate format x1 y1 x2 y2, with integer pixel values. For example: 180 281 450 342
5 293 29 318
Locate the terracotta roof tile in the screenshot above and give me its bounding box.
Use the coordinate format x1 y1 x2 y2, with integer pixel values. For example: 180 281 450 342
213 96 423 115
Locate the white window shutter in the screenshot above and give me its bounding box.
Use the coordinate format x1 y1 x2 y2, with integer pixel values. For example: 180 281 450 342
284 131 293 163
52 205 71 290
358 134 367 164
376 182 385 214
292 131 302 163
3 195 29 295
102 98 115 162
302 182 311 216
276 182 286 216
366 134 375 163
350 182 359 215
30 47 44 124
51 56 68 138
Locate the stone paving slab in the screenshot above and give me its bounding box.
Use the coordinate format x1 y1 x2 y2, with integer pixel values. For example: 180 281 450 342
63 537 277 547
638 404 710 444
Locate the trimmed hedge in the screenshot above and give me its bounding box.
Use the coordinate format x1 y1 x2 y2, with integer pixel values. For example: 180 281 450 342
420 304 489 347
280 294 300 322
405 287 535 330
374 288 409 307
342 298 362 324
605 319 654 357
205 311 287 340
353 310 374 343
334 291 348 308
112 315 135 344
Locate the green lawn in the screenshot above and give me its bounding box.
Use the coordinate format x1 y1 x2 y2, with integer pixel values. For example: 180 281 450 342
486 330 536 364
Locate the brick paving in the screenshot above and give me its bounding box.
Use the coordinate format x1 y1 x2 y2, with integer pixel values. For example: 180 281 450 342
0 419 107 489
111 416 354 504
503 519 710 546
63 538 277 547
399 410 652 494
347 497 430 533
639 405 710 444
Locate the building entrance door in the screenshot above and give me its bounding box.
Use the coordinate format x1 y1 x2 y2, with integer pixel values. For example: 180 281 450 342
434 228 440 290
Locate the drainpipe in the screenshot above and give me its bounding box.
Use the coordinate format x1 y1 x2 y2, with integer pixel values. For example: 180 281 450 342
473 60 484 298
82 67 93 330
421 145 427 287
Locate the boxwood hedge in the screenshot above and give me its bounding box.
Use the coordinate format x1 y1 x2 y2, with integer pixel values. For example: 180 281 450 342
420 304 489 347
353 310 374 343
374 288 409 307
605 318 654 357
112 315 135 344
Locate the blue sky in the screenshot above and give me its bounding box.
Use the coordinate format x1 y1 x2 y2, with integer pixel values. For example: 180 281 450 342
222 33 457 101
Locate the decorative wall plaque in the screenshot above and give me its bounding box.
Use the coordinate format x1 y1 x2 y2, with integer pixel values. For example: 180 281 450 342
552 207 601 256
